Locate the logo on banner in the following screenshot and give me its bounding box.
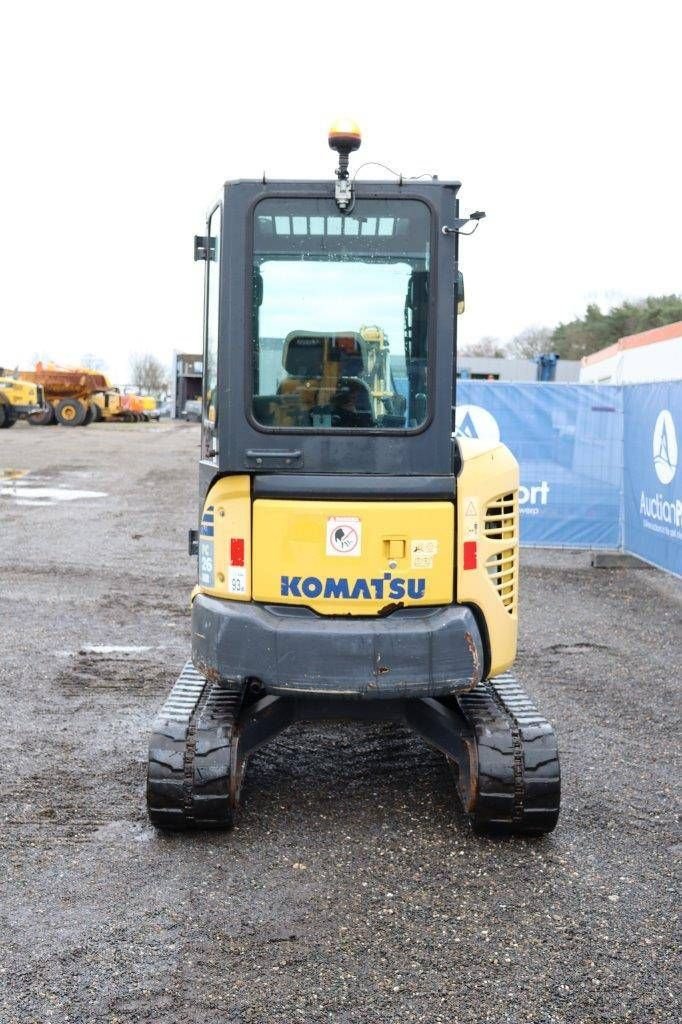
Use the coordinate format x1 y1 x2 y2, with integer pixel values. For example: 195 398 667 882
639 407 682 542
653 409 678 485
519 481 550 513
455 402 550 512
454 404 500 443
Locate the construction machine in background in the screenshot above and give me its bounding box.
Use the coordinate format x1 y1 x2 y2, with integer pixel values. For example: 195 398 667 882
146 121 561 837
17 364 155 426
20 363 112 426
141 396 160 421
119 393 145 422
0 374 46 428
94 389 159 422
120 389 162 421
91 388 123 422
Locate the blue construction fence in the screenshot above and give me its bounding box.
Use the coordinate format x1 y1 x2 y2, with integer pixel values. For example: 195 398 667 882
455 380 682 578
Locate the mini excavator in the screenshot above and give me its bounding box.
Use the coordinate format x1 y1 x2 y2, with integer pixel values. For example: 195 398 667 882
147 121 561 836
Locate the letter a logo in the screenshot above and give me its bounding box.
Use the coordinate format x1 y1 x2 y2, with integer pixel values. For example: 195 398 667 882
653 409 678 485
454 405 501 443
458 411 478 439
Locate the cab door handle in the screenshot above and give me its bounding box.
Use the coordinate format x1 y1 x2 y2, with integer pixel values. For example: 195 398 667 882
245 449 303 468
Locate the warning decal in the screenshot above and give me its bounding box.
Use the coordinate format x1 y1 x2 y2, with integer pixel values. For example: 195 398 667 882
411 539 438 569
464 499 479 538
326 517 362 557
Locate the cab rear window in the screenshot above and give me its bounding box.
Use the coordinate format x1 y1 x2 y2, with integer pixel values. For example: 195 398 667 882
252 198 431 431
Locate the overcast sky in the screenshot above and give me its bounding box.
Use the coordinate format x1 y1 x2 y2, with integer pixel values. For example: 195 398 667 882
1 0 680 385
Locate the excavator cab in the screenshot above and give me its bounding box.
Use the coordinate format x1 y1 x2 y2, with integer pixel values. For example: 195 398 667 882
147 122 561 836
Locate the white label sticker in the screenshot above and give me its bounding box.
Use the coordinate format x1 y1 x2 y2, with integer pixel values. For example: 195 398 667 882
228 567 247 594
326 516 362 557
198 540 214 587
411 539 438 569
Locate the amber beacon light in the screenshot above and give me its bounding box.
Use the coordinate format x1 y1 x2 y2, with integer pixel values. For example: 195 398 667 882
328 118 361 210
328 119 362 173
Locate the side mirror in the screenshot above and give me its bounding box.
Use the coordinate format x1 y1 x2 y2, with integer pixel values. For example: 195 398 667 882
456 271 465 315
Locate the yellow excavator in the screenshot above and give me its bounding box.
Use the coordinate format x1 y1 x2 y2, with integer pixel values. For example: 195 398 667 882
147 122 560 836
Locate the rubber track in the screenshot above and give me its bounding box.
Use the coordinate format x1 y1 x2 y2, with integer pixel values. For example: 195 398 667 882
456 672 561 835
147 662 242 830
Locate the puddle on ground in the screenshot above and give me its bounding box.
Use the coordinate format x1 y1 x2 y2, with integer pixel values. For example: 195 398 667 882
0 472 106 506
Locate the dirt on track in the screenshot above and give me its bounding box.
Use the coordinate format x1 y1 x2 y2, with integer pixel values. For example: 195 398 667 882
0 421 680 1024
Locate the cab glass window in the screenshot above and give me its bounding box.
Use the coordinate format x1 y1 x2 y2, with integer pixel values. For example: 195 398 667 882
203 205 220 456
252 198 430 431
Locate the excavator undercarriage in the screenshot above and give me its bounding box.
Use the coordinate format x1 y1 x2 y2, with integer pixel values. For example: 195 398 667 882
148 662 560 836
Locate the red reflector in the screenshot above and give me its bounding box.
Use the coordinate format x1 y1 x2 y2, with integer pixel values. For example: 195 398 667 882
463 540 477 570
230 538 245 567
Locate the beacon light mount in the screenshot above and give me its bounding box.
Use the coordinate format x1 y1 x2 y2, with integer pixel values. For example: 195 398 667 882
328 118 362 211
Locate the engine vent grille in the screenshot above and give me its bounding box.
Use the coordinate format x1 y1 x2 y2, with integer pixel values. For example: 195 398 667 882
484 492 518 615
484 493 516 542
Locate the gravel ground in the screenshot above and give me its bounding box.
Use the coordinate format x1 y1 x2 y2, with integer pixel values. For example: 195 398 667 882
0 421 680 1024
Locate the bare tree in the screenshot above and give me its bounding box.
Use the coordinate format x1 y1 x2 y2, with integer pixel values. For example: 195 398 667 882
507 327 554 359
129 353 168 398
459 336 509 358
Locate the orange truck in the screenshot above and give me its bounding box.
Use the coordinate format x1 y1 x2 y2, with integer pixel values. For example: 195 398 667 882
119 393 146 422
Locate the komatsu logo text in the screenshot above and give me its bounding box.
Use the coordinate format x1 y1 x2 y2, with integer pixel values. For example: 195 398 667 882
280 573 426 600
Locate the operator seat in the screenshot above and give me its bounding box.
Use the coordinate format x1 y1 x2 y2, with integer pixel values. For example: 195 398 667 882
276 335 325 424
277 333 374 428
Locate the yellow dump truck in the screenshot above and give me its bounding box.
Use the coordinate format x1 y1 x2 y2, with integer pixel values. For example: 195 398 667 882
19 363 135 426
20 363 109 426
91 389 123 421
0 374 46 428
